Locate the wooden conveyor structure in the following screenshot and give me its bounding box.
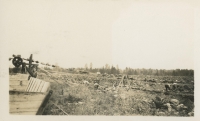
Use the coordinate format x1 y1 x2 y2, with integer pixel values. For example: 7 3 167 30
9 54 54 115
9 74 52 115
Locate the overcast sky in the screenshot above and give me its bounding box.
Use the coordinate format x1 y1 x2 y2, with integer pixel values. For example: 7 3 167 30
1 0 195 69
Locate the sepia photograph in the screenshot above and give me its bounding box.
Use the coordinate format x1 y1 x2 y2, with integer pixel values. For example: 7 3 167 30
0 0 200 119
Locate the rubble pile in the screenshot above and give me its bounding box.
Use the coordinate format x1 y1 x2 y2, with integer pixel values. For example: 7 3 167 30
151 96 194 116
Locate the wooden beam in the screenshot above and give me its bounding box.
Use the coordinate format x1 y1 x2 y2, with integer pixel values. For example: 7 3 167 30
26 78 34 91
10 108 39 113
30 79 40 92
9 90 45 95
9 85 27 91
36 90 53 115
10 101 43 111
10 93 46 102
36 81 45 92
41 82 50 93
10 111 37 115
9 74 29 79
29 78 38 92
10 80 29 86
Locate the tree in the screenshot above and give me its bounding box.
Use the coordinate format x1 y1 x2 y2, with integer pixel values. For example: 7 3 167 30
116 65 119 70
99 66 105 74
172 70 176 76
90 62 93 70
111 66 117 74
155 69 159 76
85 63 88 70
105 64 109 70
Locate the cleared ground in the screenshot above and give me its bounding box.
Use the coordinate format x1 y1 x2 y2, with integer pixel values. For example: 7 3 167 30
35 70 194 116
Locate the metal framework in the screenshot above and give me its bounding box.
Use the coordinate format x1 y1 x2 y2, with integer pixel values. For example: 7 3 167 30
9 54 56 78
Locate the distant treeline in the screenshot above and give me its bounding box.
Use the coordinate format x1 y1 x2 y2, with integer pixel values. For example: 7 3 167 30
51 66 194 76
127 68 194 76
98 67 194 76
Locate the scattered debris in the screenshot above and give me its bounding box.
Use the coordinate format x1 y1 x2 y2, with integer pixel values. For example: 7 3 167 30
170 99 179 106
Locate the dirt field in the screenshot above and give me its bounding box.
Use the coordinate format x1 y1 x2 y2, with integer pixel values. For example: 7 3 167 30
37 70 194 116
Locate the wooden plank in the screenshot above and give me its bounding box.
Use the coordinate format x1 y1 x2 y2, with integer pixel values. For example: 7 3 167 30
32 79 39 92
10 93 46 102
28 77 34 92
9 85 27 91
9 90 45 95
9 78 27 80
10 80 29 86
9 78 28 81
10 111 37 115
26 78 34 92
29 79 37 92
10 108 39 113
31 79 40 92
25 78 31 91
41 82 50 93
9 74 29 79
27 77 35 92
37 81 45 92
10 101 43 110
33 79 42 92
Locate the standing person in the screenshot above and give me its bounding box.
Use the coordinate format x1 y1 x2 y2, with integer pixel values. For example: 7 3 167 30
21 62 26 74
165 84 171 91
31 65 38 78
